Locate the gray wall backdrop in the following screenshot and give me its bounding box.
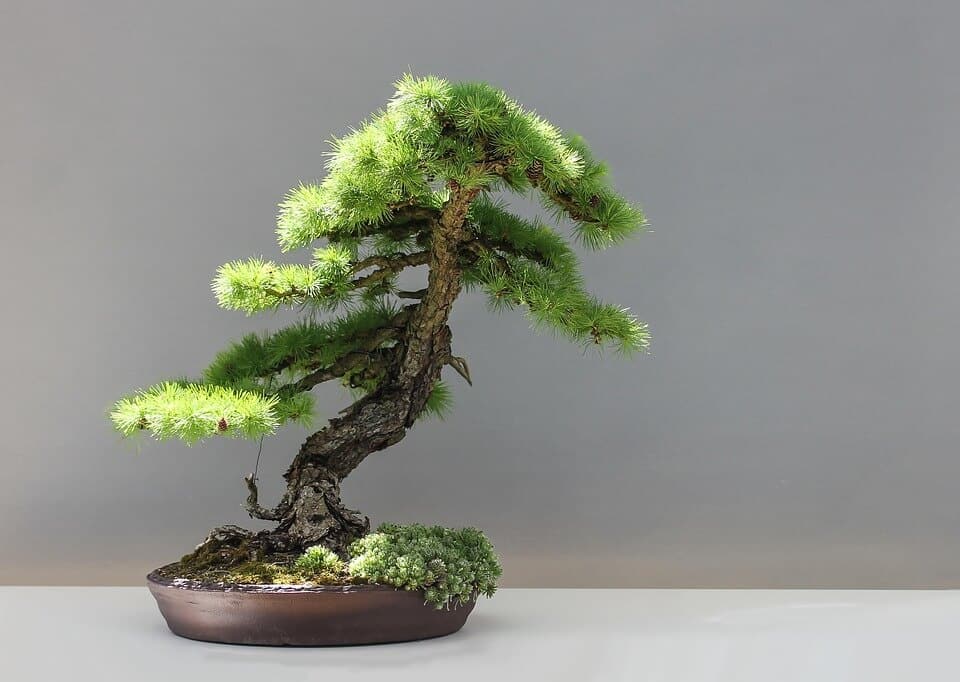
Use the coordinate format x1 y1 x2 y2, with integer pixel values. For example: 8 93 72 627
2 0 959 586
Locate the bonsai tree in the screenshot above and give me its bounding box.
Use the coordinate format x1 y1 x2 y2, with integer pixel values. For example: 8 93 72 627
111 75 648 568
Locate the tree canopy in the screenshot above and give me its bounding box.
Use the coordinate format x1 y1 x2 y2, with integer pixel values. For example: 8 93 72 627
111 75 648 444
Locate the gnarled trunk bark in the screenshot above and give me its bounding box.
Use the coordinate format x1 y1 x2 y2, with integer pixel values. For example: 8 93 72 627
207 184 480 559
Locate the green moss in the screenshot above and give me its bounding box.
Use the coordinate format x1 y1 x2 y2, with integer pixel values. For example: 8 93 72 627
294 545 346 578
175 535 259 576
225 561 321 585
225 561 290 584
159 556 349 587
348 524 502 609
160 524 502 608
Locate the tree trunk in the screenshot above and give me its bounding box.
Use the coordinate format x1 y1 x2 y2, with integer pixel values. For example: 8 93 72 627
206 184 480 560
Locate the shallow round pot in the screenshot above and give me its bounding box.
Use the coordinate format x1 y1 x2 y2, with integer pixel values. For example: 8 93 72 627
147 569 476 646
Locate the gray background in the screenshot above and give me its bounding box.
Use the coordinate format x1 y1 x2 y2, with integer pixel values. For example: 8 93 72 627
2 0 958 587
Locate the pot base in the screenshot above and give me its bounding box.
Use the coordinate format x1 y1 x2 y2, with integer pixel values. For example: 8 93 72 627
147 569 475 646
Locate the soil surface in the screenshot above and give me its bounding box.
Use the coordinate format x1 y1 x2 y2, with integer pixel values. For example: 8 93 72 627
148 565 392 593
152 558 365 591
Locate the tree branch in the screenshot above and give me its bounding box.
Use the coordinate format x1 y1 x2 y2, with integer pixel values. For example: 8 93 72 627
389 202 442 224
283 347 395 394
396 288 427 300
444 354 472 385
462 240 511 274
351 203 440 240
473 236 554 269
274 307 415 395
259 251 431 305
349 250 431 287
525 169 600 224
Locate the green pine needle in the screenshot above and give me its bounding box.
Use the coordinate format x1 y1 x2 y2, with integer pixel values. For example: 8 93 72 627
466 253 649 354
421 380 453 420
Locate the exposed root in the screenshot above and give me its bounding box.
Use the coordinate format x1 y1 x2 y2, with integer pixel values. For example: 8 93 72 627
244 473 289 521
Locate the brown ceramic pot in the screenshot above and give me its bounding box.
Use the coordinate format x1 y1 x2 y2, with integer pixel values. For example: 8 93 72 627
147 568 476 646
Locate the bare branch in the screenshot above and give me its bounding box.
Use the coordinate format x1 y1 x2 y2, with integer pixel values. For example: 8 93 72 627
349 251 430 289
351 251 427 274
396 288 427 300
444 355 473 385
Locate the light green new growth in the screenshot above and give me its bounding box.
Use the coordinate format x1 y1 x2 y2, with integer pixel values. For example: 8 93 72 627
294 545 346 577
213 245 355 314
111 74 648 444
111 382 281 444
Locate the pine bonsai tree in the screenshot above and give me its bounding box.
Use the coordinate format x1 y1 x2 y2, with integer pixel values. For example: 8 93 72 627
111 75 648 567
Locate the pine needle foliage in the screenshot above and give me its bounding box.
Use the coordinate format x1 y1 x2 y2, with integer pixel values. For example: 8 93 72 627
203 302 400 387
422 381 453 419
111 382 280 444
111 75 648 445
213 244 355 313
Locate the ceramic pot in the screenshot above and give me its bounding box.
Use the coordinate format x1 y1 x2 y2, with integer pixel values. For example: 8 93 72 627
147 568 475 646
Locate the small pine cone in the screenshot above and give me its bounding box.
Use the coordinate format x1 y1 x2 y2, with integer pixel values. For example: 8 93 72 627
448 178 461 192
525 159 544 182
589 194 601 208
217 417 229 432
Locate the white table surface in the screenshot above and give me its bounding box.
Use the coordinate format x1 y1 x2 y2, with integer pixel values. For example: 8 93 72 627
2 587 958 681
